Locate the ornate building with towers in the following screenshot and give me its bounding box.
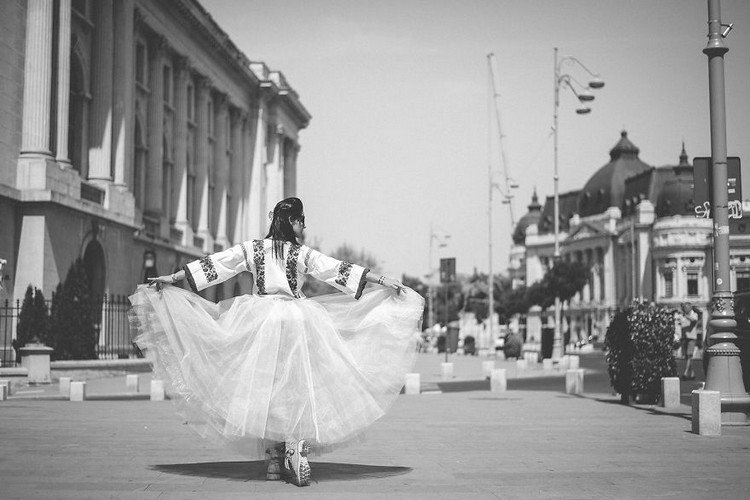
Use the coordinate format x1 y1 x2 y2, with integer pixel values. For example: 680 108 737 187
509 131 750 349
0 0 311 310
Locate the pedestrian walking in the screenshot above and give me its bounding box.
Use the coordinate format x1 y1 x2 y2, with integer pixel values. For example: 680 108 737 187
128 197 424 487
678 302 700 380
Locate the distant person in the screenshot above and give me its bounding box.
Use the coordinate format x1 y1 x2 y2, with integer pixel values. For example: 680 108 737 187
679 302 700 380
129 197 424 487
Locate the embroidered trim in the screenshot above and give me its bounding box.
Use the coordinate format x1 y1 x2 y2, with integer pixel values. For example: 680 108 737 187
286 244 302 298
200 256 218 283
183 264 199 293
302 247 313 272
355 268 370 300
335 261 353 287
253 240 266 294
240 242 250 272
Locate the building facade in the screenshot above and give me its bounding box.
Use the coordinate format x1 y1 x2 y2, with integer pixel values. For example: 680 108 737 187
509 131 750 348
0 0 310 315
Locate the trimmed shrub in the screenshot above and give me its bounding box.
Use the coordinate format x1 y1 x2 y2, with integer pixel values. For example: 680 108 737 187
12 285 50 358
503 333 523 359
50 258 97 360
605 300 677 403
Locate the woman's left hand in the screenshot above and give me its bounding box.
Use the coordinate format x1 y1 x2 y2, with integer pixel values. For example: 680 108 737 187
147 275 173 291
380 276 407 295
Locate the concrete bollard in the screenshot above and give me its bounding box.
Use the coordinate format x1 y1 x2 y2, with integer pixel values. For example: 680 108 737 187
404 373 420 395
150 379 165 401
0 379 11 396
560 355 571 370
59 377 71 397
482 360 496 379
568 355 580 370
660 377 681 409
0 383 7 400
528 352 539 364
495 351 506 361
440 362 454 381
565 369 584 394
542 358 554 371
490 368 507 392
516 359 528 370
692 390 720 436
69 381 86 402
126 374 139 392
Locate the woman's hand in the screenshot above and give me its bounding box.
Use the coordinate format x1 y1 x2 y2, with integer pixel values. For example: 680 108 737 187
147 275 174 291
380 276 407 295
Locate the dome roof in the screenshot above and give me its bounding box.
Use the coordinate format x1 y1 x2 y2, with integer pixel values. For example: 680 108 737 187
577 131 652 217
512 189 542 244
655 143 694 217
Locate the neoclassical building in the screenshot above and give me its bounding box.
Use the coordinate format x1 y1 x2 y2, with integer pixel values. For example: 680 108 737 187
509 131 750 348
0 0 310 307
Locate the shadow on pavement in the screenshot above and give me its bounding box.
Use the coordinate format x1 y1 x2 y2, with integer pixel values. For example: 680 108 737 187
152 461 411 482
588 396 692 421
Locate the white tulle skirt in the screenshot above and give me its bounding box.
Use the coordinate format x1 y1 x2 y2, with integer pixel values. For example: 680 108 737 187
128 284 424 458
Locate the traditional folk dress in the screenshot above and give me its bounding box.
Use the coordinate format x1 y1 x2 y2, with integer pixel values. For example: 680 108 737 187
128 239 424 457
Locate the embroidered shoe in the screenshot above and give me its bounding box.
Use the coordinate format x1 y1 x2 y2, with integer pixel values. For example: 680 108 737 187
265 443 284 481
284 439 311 487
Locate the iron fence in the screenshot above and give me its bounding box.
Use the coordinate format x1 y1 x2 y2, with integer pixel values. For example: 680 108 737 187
0 294 139 366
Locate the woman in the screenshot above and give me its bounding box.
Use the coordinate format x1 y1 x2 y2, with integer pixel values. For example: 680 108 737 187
129 197 424 487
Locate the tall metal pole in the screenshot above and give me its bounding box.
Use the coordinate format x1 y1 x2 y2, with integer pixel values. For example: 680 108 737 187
428 223 434 330
487 54 495 351
702 0 750 422
551 47 563 361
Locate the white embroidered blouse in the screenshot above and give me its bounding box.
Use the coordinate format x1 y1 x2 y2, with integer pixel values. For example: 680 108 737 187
183 239 370 299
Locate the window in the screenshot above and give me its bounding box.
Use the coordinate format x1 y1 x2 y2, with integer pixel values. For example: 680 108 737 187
664 270 673 298
72 0 87 16
163 65 172 105
135 43 147 86
687 271 699 296
187 85 194 121
737 270 750 292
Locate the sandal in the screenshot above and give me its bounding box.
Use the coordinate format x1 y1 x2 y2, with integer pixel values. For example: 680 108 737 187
284 439 311 486
265 443 284 480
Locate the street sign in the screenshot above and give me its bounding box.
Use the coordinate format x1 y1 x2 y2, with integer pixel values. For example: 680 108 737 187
439 258 456 284
693 157 742 219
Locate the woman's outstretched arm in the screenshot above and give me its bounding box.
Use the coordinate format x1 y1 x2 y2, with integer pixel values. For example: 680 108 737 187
147 270 186 290
365 271 407 294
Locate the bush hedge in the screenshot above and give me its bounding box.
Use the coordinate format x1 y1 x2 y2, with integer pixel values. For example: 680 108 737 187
50 258 97 360
605 300 677 403
12 285 50 358
503 333 523 359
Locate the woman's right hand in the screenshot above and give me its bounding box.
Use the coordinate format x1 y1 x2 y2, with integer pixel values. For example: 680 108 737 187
380 276 407 295
147 275 173 291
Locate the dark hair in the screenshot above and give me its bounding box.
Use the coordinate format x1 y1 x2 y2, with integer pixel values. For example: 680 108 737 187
265 197 304 260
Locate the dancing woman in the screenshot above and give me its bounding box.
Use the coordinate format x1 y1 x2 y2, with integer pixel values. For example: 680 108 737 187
128 197 424 486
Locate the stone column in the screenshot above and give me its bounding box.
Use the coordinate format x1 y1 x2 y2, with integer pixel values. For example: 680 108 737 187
604 242 616 307
87 0 114 182
194 77 212 250
229 108 244 244
145 35 166 217
213 95 229 248
55 0 72 169
19 0 54 159
173 56 191 246
112 0 134 187
247 98 264 240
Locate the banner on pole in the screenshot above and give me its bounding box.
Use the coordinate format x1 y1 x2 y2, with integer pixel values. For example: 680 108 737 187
693 157 742 219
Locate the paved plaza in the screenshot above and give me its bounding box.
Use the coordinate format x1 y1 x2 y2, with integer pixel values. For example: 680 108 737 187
1 351 749 499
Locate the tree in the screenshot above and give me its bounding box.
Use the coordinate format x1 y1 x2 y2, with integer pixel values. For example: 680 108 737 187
50 258 97 360
12 285 50 358
525 260 590 309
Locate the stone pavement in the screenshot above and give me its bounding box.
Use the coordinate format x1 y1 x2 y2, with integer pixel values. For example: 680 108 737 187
1 352 748 499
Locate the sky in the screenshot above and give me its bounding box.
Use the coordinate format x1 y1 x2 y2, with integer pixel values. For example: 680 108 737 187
201 0 750 281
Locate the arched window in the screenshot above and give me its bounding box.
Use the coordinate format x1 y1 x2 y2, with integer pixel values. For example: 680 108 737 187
68 49 86 174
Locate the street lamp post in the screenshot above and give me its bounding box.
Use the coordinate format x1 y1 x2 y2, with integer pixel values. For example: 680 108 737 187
551 47 605 361
702 0 750 423
427 224 450 331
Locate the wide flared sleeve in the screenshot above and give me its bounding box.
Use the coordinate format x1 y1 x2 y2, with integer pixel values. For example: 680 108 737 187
299 245 370 299
183 243 251 293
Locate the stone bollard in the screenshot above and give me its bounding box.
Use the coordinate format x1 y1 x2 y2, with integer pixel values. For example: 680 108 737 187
691 390 720 436
482 360 496 379
150 379 165 401
660 377 680 409
560 355 571 370
19 343 54 384
565 369 584 394
528 352 539 364
69 381 86 402
126 374 139 392
542 358 554 371
516 359 528 370
440 362 454 381
0 379 11 396
404 373 420 395
568 355 580 370
0 383 7 401
490 368 507 392
59 377 71 397
495 351 506 361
